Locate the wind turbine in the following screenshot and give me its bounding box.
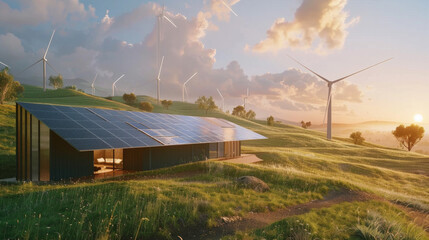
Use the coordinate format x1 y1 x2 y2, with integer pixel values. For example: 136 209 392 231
182 72 198 102
112 74 125 97
243 88 249 109
287 55 392 140
91 73 98 95
156 5 177 104
0 61 10 69
157 56 164 102
221 0 238 17
217 88 224 111
21 29 57 92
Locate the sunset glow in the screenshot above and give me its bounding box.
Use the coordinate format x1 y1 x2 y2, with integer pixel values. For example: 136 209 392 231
414 114 423 123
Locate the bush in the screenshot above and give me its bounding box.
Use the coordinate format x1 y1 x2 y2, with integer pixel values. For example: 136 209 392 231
123 93 137 105
139 101 153 112
161 100 173 110
350 131 365 145
267 116 274 126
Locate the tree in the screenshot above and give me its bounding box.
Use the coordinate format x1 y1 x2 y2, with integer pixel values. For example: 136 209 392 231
301 121 312 129
245 110 256 120
267 116 274 126
392 124 425 151
195 96 217 114
139 101 153 112
161 100 173 109
0 68 24 104
123 93 137 105
350 131 365 145
49 74 63 89
232 105 246 118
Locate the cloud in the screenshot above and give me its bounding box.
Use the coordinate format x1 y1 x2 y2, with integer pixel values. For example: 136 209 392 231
0 0 94 28
0 1 363 121
252 0 359 53
207 0 240 21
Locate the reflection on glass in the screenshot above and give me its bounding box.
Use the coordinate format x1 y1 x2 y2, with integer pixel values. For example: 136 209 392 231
31 116 39 181
39 122 50 181
218 142 224 158
21 108 25 179
26 111 31 179
209 143 218 159
17 105 21 180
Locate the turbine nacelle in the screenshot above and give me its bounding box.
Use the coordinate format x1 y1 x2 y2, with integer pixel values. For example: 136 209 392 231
287 54 392 140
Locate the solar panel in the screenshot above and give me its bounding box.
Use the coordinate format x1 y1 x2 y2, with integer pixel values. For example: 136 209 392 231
18 102 266 151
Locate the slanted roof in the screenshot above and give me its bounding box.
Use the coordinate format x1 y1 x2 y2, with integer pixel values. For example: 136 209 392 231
18 102 266 151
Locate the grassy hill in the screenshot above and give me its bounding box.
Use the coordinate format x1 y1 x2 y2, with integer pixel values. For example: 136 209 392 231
0 85 428 239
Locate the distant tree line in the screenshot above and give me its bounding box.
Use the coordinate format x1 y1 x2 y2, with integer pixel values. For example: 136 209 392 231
232 105 256 120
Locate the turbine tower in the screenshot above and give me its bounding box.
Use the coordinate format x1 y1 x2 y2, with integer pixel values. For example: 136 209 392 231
217 88 224 111
91 73 98 95
112 74 125 97
287 55 392 140
182 72 198 102
0 61 10 69
156 5 177 104
243 88 249 109
21 30 57 92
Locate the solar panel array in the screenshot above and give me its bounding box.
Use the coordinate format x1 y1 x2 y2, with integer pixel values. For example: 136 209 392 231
19 102 266 151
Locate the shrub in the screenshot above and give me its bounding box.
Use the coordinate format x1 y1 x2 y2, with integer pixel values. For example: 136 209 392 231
139 101 153 112
350 131 365 145
123 93 137 105
267 116 274 126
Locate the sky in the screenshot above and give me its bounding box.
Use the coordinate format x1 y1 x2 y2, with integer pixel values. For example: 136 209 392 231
0 0 428 124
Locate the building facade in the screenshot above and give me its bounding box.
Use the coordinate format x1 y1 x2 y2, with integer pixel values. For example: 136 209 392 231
16 102 265 181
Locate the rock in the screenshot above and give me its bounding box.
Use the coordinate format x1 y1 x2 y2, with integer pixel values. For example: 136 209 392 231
221 216 242 224
236 176 270 192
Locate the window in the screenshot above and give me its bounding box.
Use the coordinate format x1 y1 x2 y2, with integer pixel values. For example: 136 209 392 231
31 116 39 181
39 121 50 181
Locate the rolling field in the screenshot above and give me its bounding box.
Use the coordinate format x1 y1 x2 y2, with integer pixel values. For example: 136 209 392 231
0 86 428 239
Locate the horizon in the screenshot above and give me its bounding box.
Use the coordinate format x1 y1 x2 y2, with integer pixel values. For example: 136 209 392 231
0 0 427 124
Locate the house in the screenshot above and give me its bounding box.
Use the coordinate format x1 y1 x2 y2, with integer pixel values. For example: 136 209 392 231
16 102 266 181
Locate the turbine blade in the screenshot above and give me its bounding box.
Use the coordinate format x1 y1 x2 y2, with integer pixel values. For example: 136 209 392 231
163 15 177 28
221 0 238 16
0 61 10 69
92 73 98 84
158 56 164 80
113 74 125 87
20 59 43 73
44 29 56 59
287 54 330 83
217 88 223 98
184 72 198 85
46 61 59 75
332 58 393 83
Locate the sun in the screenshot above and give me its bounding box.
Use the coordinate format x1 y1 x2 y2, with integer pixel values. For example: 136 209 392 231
414 114 423 123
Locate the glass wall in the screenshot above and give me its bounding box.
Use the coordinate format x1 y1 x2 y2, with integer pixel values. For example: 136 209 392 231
93 149 123 174
16 105 21 180
31 115 39 181
21 107 25 179
209 143 218 159
39 121 50 181
26 111 31 179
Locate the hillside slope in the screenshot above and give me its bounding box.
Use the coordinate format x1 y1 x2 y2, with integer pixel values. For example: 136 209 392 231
0 86 428 239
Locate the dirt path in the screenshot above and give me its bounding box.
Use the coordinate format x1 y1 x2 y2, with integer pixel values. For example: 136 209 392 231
182 188 376 240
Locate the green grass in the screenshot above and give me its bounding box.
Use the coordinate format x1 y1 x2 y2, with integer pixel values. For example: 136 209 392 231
0 85 428 239
233 201 428 240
